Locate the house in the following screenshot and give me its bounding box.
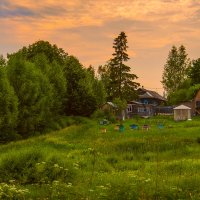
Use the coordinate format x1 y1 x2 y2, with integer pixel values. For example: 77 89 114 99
138 88 167 106
126 88 167 117
127 100 154 117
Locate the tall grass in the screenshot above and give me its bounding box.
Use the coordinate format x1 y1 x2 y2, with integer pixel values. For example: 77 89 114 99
0 116 200 199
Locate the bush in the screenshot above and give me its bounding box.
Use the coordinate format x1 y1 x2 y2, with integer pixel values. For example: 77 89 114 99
0 130 22 143
91 109 105 119
0 183 29 200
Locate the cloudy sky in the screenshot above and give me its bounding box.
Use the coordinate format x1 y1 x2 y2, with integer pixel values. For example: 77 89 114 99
1 0 200 93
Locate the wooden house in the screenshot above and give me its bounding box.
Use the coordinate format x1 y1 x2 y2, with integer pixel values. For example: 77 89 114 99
126 88 167 117
126 100 154 117
138 88 167 106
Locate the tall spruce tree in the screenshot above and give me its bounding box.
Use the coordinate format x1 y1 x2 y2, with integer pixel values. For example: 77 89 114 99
162 45 190 95
100 32 139 101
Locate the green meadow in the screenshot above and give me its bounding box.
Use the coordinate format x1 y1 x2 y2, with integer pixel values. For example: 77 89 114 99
1 116 200 199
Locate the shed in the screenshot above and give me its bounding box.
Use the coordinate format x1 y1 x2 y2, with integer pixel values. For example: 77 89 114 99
173 105 191 121
101 102 117 114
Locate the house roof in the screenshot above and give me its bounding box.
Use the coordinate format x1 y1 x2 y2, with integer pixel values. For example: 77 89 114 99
106 102 117 108
173 105 191 110
138 88 166 101
128 100 143 105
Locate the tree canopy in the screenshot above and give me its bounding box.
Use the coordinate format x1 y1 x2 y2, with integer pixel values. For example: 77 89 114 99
162 45 190 95
188 58 200 85
98 32 139 101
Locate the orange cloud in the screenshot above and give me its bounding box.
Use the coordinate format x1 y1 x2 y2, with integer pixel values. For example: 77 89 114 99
1 0 200 92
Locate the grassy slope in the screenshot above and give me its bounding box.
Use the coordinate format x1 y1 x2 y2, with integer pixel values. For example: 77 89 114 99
1 116 200 199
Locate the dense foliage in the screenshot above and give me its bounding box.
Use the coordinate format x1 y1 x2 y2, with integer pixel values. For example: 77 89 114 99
188 58 200 85
168 83 200 105
0 67 18 140
0 41 106 141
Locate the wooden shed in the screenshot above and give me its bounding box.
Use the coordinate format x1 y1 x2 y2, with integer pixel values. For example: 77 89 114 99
173 105 191 121
101 102 117 114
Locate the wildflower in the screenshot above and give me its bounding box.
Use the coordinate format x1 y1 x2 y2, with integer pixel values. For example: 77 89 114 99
67 182 72 187
144 178 151 182
53 164 59 168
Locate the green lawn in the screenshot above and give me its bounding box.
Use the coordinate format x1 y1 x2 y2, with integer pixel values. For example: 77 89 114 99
1 116 200 199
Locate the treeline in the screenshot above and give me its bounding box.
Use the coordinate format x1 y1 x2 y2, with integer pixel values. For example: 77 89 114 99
162 45 200 104
0 32 140 141
0 41 106 141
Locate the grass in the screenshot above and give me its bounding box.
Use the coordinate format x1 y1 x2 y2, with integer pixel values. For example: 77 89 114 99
1 115 200 199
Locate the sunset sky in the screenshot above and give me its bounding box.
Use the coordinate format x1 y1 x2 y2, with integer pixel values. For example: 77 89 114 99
1 0 200 94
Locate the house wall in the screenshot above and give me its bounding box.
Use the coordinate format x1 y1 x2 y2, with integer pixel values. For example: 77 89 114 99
140 98 165 106
194 90 200 114
126 104 154 117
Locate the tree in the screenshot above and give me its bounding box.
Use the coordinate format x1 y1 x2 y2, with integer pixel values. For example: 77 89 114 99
87 66 106 107
98 62 112 100
8 40 68 66
9 41 68 116
99 32 139 101
0 55 6 67
188 58 200 85
168 84 200 105
7 54 54 135
0 67 18 138
32 54 67 115
162 45 190 95
64 56 98 116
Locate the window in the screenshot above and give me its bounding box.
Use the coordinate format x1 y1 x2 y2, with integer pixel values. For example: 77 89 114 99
138 107 145 112
127 105 132 112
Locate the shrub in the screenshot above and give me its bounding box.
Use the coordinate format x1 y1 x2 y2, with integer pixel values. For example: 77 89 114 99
0 183 29 200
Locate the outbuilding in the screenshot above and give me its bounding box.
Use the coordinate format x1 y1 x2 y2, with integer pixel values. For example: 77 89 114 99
173 105 191 121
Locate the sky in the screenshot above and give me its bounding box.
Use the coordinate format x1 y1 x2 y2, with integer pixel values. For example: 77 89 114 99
1 0 200 94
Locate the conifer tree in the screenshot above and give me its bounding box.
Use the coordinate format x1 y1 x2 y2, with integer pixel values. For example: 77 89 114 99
99 32 139 101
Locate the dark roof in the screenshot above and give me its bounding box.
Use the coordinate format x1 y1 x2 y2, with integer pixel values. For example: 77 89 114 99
138 88 166 101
